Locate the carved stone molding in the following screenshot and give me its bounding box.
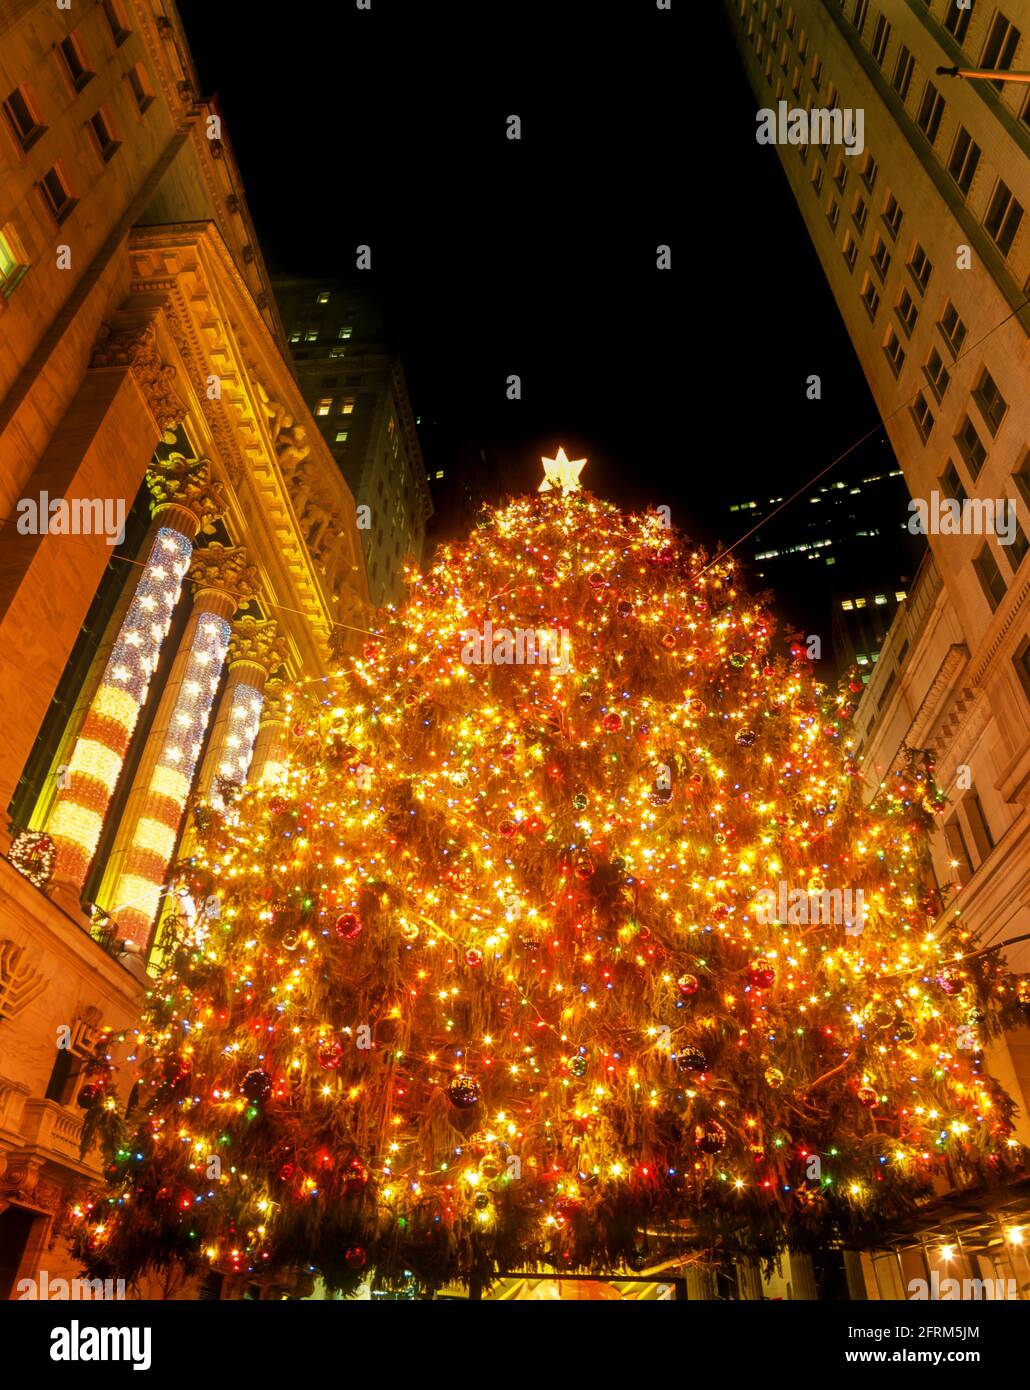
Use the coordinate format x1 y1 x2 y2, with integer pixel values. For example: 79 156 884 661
0 940 48 1023
91 321 186 431
228 616 289 677
258 679 287 726
146 452 227 532
189 543 261 607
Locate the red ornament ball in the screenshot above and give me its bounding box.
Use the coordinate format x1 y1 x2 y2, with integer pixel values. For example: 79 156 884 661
334 912 363 941
659 632 677 650
318 1038 344 1069
344 1246 367 1270
857 1086 879 1110
677 973 699 997
76 1082 105 1109
748 959 776 990
602 712 623 733
465 947 484 968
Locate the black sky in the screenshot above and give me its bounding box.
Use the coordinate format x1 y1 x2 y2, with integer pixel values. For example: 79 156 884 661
176 0 906 645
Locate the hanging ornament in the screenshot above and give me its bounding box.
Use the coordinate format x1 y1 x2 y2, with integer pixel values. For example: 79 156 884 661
587 572 606 588
659 633 677 650
895 1020 916 1043
572 792 589 811
541 568 558 584
694 1120 727 1154
617 600 633 618
568 1054 588 1078
318 1037 344 1069
857 1085 879 1109
473 1191 491 1211
344 1246 367 1270
241 1069 273 1104
574 854 595 881
76 1082 105 1109
728 652 747 669
448 1073 481 1108
678 1045 708 1073
936 968 965 996
735 729 756 748
344 1158 368 1192
268 796 289 816
764 1067 784 1089
676 973 699 998
334 912 363 941
748 959 776 989
869 1003 895 1031
602 712 623 733
479 1153 503 1180
399 919 420 942
1017 978 1030 1020
281 931 301 952
464 947 484 968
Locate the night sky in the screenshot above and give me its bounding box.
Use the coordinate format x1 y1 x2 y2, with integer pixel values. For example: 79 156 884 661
176 0 909 647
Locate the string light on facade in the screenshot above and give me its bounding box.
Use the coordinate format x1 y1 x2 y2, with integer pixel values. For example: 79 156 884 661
49 528 193 885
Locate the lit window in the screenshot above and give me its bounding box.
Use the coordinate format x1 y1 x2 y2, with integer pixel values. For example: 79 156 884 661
855 598 867 609
304 330 318 342
841 599 854 611
874 594 887 605
895 591 907 601
317 291 330 304
435 470 444 479
0 221 30 297
338 326 352 340
289 331 301 343
317 398 332 416
856 654 869 665
334 430 348 443
329 347 347 359
341 396 355 414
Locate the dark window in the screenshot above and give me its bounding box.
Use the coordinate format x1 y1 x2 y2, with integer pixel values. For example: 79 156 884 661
973 542 1007 611
44 1047 84 1105
962 791 994 859
948 127 981 195
896 287 918 337
943 812 973 886
2 85 45 151
973 367 1007 434
127 64 153 113
58 35 93 92
981 11 1021 89
38 165 76 223
910 391 935 441
944 0 974 44
909 244 933 293
942 461 966 505
853 0 869 36
891 44 914 100
89 107 119 162
955 415 987 477
1014 635 1030 703
984 180 1023 255
870 14 891 65
924 347 950 402
102 0 131 45
916 82 945 143
1016 451 1030 511
939 301 967 357
882 191 903 239
1004 516 1028 572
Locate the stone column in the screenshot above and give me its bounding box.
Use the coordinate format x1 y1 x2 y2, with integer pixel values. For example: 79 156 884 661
98 545 259 947
44 455 224 907
195 617 288 808
249 679 289 785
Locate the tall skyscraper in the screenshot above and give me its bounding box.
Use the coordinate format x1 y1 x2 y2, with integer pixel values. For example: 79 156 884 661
273 279 432 608
726 0 1030 1291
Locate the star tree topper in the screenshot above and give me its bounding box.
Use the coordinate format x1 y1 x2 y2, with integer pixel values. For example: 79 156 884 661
539 446 587 496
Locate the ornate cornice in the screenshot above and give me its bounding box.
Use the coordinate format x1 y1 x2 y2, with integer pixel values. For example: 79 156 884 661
258 678 288 726
189 543 261 607
228 616 289 677
90 321 185 431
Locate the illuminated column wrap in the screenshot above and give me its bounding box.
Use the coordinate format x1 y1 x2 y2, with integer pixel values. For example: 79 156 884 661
196 617 288 807
249 679 289 786
107 544 260 946
46 455 225 888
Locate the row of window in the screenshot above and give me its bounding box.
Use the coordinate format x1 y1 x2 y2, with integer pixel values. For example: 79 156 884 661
745 0 1027 269
841 592 907 611
289 325 353 345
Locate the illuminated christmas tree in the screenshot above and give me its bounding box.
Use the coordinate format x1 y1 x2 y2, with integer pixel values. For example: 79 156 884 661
75 455 1027 1293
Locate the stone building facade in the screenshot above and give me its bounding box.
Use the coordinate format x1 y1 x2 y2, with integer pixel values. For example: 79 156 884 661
0 0 367 1297
726 0 1030 1296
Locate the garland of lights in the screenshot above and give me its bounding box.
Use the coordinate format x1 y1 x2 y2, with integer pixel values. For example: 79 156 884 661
113 609 231 945
49 527 193 886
